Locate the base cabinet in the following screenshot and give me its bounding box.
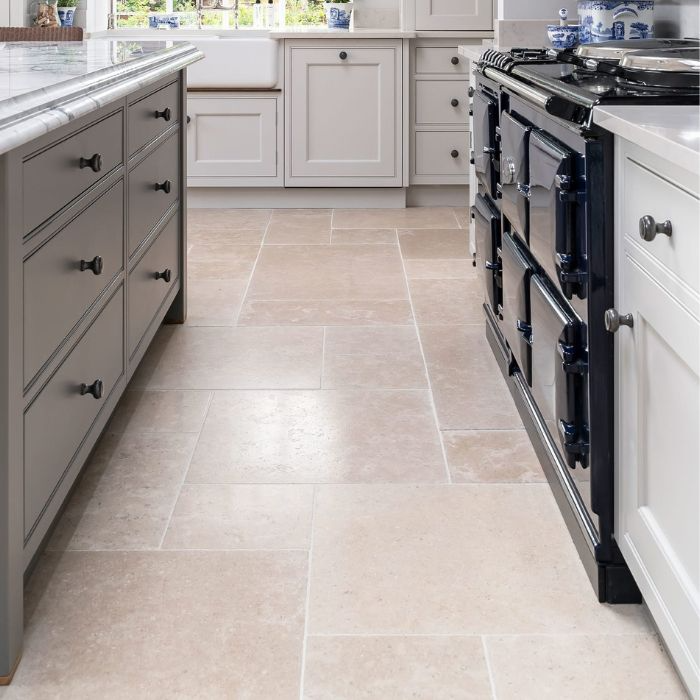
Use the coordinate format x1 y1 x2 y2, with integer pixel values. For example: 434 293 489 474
414 0 493 30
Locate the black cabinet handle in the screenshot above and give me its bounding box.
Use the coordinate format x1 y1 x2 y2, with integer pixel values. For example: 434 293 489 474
451 149 459 158
451 98 459 107
468 86 475 97
451 56 459 65
79 153 102 173
186 115 191 125
79 255 104 276
79 379 103 400
339 51 348 60
155 107 172 121
155 180 172 194
155 268 172 283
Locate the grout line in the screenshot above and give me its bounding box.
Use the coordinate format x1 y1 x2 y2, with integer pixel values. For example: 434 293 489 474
298 484 317 700
482 636 498 700
56 547 311 553
162 481 549 487
320 326 326 390
303 631 655 638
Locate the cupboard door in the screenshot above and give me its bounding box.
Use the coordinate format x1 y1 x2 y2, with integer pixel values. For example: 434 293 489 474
415 0 493 31
287 45 401 185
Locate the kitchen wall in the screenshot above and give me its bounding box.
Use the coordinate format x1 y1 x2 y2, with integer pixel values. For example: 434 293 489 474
497 0 576 20
353 0 401 28
655 0 699 38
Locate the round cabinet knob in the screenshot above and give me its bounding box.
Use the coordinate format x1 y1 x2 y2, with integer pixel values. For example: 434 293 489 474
450 149 459 158
155 180 172 194
79 255 104 276
155 268 172 283
79 153 102 173
451 56 460 65
186 115 192 125
639 214 672 242
339 51 348 60
450 98 459 107
604 308 634 333
155 107 172 121
79 379 103 400
468 86 475 97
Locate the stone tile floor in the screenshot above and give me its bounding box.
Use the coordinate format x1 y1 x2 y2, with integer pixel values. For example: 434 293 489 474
2 208 688 699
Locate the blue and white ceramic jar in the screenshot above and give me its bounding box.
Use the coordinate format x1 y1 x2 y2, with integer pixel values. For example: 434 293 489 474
325 2 353 29
57 6 76 26
578 1 655 43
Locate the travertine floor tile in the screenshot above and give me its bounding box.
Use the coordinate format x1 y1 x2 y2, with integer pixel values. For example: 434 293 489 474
188 207 271 232
185 278 249 325
308 485 650 635
10 551 305 699
47 433 198 551
188 227 265 246
333 207 459 229
162 484 314 550
331 228 397 245
443 430 545 483
398 228 469 259
409 277 485 325
404 259 474 279
303 635 492 699
107 390 211 434
454 207 470 229
265 209 332 244
486 634 688 700
186 390 446 484
187 242 259 280
130 325 323 390
323 326 427 390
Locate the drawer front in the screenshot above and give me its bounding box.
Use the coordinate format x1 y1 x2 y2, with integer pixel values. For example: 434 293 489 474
128 212 179 358
24 286 124 536
23 111 124 235
415 131 469 176
623 156 699 293
128 130 179 257
128 80 180 157
415 80 470 125
24 181 125 385
415 47 467 75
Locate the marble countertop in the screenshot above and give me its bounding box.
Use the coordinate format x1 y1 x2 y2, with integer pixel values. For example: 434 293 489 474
0 39 202 156
458 40 493 62
593 105 700 176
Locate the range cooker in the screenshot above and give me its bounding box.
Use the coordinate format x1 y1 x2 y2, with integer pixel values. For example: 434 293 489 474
470 40 700 603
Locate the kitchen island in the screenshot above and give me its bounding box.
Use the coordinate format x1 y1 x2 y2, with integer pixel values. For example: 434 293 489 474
0 38 201 684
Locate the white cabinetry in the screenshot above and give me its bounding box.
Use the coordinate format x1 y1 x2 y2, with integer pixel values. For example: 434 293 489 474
415 0 493 30
285 40 403 187
615 139 700 698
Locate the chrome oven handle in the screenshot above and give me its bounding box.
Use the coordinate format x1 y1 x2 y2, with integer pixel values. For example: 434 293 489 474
483 67 554 112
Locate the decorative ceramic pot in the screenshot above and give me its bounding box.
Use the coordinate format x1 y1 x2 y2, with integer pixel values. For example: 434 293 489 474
547 24 581 49
57 6 76 26
325 2 353 29
148 13 181 28
578 1 655 44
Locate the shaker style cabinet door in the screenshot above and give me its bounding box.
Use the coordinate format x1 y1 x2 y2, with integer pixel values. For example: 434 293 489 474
415 0 493 31
286 43 402 186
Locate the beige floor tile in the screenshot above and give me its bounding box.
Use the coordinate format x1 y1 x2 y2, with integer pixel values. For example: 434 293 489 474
331 228 397 245
239 299 414 326
404 259 475 279
454 207 470 229
11 550 305 699
186 390 447 484
486 634 688 700
47 433 198 551
333 208 459 229
265 209 332 245
410 277 485 325
188 207 271 232
308 485 651 635
247 245 408 301
444 430 545 483
184 278 249 325
130 325 323 390
188 227 265 246
187 242 259 281
323 326 427 390
107 389 211 434
419 324 522 430
162 484 313 550
398 228 470 259
303 635 492 699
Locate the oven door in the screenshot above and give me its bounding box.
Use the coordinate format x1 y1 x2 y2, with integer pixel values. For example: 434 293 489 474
530 274 589 469
528 131 586 300
499 231 532 382
498 111 531 242
472 90 498 199
473 193 501 314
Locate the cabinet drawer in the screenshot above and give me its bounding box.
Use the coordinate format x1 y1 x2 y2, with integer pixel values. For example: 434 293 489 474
24 181 125 386
128 212 179 359
24 286 124 536
23 110 124 235
128 80 180 157
416 80 470 125
128 130 179 257
415 47 467 75
623 156 699 293
415 131 469 176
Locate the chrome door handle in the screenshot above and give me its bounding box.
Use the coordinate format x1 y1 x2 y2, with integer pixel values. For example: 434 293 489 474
516 183 531 199
604 308 634 333
639 214 672 242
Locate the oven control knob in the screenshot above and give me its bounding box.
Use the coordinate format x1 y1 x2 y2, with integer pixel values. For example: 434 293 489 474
604 308 634 333
639 214 672 242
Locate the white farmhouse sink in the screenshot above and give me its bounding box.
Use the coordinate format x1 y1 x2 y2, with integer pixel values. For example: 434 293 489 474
186 37 278 89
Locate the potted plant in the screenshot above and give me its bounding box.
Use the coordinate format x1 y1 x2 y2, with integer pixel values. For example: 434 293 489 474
56 0 78 26
325 0 353 29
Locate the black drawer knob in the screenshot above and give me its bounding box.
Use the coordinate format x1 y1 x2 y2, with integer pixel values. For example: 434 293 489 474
79 255 104 276
339 51 348 60
186 115 192 125
468 86 475 97
155 107 172 121
79 379 103 400
155 180 172 194
451 98 459 107
79 153 102 173
451 149 459 158
155 268 172 283
451 56 460 65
